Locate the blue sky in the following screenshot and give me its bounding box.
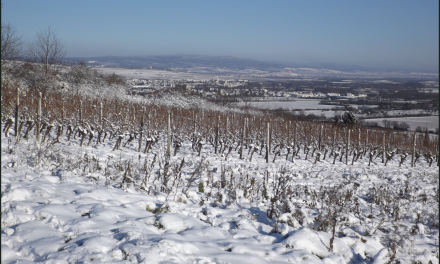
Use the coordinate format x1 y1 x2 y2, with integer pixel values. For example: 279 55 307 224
2 1 438 72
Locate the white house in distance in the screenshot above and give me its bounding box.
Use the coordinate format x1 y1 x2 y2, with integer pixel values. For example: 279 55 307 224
295 92 314 98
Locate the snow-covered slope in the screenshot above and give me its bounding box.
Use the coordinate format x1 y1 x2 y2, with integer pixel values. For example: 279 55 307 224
1 114 438 263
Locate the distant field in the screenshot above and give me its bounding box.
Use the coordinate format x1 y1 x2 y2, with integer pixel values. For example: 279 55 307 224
94 67 225 80
237 99 339 110
238 99 381 111
238 100 438 131
302 110 339 117
364 116 439 131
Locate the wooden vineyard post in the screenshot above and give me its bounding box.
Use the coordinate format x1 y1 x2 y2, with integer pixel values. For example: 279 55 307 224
36 92 42 143
167 110 171 157
382 132 386 163
366 129 368 147
133 105 135 124
148 113 151 137
194 119 197 134
79 100 83 123
192 112 195 134
226 116 229 134
62 101 65 120
437 137 439 167
138 108 144 152
266 122 270 163
346 128 350 165
294 122 297 148
123 110 127 129
240 118 247 159
319 125 323 150
14 87 20 137
411 133 417 167
215 116 219 154
100 102 103 127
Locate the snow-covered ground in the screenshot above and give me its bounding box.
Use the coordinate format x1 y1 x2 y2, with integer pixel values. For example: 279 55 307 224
236 100 338 111
237 100 439 131
364 116 439 132
1 119 438 263
93 67 227 81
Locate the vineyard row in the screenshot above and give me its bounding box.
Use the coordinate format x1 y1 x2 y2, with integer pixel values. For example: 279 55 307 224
2 81 439 168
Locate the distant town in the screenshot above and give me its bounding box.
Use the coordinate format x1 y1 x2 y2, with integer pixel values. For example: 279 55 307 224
126 77 439 109
128 78 370 99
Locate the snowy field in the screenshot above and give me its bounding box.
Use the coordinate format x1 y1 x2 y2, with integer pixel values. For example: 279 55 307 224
236 100 339 110
301 110 337 118
93 67 227 81
237 101 439 131
364 116 439 132
1 119 438 264
237 100 381 112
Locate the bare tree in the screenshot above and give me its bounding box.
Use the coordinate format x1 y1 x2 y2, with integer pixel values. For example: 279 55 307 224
382 119 392 129
67 60 93 84
27 26 66 75
1 23 23 61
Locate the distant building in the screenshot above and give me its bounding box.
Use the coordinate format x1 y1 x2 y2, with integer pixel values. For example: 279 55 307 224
297 93 314 98
314 93 326 98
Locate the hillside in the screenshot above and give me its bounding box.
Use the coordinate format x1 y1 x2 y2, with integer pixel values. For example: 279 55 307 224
69 55 439 80
1 63 439 263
